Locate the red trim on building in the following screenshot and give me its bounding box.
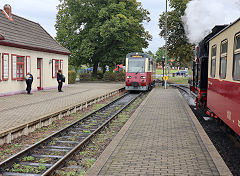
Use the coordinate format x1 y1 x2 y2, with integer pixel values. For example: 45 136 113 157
56 60 59 78
37 58 42 90
0 41 71 56
2 53 9 81
52 59 55 78
16 56 25 81
0 53 1 82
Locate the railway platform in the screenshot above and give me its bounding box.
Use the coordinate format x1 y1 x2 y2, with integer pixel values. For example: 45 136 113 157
0 83 124 144
87 88 232 176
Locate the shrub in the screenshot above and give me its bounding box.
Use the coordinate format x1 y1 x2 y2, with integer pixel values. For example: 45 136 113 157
68 70 77 84
79 72 92 81
103 72 125 82
96 71 104 79
115 72 125 81
103 72 114 81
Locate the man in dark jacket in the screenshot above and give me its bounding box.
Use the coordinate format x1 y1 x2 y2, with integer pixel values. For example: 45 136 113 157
57 70 64 92
26 72 33 94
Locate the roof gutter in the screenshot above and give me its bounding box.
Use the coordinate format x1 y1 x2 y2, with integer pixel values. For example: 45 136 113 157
0 41 71 55
208 17 240 42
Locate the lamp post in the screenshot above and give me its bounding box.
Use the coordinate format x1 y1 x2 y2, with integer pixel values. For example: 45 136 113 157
162 56 165 86
165 0 168 89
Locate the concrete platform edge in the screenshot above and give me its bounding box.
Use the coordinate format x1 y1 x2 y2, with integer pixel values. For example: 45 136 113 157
177 90 232 176
86 90 153 176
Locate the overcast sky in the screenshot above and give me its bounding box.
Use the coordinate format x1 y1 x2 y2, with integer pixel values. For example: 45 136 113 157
0 0 165 53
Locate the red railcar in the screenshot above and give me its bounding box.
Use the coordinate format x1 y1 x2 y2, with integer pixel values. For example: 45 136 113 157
190 18 240 137
125 52 156 91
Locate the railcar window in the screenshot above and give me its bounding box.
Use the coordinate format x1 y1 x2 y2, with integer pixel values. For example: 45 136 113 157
236 35 240 50
220 58 227 78
128 58 145 73
150 61 153 72
148 59 151 72
220 41 227 79
212 47 216 56
210 46 216 77
233 54 240 80
221 42 228 53
233 34 240 80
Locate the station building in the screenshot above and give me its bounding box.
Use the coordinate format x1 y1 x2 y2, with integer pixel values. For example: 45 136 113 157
0 5 71 96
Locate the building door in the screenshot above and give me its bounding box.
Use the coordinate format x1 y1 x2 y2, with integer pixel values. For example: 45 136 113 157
37 58 42 90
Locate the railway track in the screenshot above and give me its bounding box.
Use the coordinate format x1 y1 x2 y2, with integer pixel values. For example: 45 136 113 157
168 83 189 93
0 92 142 176
169 83 197 106
170 83 240 175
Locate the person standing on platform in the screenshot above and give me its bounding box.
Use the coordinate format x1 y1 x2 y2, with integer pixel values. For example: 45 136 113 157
26 72 33 94
57 70 64 92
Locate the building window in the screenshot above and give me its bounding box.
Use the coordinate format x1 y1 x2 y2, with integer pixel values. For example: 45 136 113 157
219 40 227 79
12 54 17 80
17 56 24 80
60 60 63 71
52 59 60 78
210 45 216 77
26 56 31 74
233 34 240 80
2 53 9 80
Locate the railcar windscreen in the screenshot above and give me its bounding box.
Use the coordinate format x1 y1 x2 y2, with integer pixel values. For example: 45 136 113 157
128 58 145 73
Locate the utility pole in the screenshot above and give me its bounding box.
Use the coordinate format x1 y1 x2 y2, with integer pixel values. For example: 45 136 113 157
162 56 165 86
164 0 168 89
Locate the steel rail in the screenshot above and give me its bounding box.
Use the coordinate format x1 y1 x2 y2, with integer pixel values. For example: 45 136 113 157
168 83 190 94
43 92 142 175
0 92 142 176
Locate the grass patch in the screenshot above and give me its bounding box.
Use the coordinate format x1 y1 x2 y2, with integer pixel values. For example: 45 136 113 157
39 158 51 163
156 69 177 75
22 156 35 162
92 104 105 110
168 76 189 84
9 163 46 174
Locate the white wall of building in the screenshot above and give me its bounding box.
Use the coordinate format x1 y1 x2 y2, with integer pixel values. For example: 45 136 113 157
0 45 68 96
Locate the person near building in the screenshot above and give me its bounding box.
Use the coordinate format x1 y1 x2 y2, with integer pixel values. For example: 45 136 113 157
26 72 33 94
57 70 64 92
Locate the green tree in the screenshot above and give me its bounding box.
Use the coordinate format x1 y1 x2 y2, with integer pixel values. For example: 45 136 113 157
55 0 152 77
158 0 193 64
146 50 155 58
155 47 165 64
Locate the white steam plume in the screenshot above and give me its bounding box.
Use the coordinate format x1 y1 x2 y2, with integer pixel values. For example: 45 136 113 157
182 0 240 44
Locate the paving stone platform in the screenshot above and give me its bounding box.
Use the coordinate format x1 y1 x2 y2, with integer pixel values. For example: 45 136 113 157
0 83 124 135
87 88 232 176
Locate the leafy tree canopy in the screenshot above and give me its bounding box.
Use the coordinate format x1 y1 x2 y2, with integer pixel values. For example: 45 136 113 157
145 50 155 58
55 0 152 76
158 0 193 65
155 47 165 64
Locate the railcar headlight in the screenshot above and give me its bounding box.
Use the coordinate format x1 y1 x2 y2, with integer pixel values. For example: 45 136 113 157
141 76 146 79
127 76 131 79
